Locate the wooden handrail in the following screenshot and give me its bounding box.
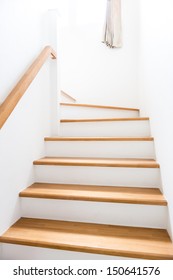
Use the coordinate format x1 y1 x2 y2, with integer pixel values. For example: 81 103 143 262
0 46 56 129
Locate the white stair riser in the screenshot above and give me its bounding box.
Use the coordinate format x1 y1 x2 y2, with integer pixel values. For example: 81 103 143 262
34 166 161 188
45 141 155 159
1 244 132 260
60 121 151 137
21 198 167 229
60 106 139 119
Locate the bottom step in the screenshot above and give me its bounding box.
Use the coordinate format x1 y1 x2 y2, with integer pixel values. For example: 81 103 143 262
1 218 173 260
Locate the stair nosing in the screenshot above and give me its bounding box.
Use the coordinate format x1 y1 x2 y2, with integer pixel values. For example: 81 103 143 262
60 117 149 123
33 157 160 169
44 137 154 142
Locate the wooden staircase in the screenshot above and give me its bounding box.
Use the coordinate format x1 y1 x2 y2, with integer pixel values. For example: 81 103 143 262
1 102 173 259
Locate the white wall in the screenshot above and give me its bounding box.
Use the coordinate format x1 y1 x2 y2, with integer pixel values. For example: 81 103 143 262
139 0 173 238
0 0 59 257
60 0 140 108
0 0 64 103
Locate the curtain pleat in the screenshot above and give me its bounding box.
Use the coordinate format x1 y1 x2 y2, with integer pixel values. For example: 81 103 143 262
102 0 122 48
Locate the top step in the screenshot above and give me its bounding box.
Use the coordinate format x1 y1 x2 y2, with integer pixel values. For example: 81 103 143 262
60 103 139 111
60 103 139 119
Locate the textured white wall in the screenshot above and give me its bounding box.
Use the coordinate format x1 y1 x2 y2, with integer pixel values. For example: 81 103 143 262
60 0 140 108
139 0 173 238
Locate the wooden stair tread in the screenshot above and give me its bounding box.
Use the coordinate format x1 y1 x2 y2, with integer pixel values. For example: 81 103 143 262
20 183 167 206
60 102 139 111
60 117 149 123
33 157 160 168
1 218 173 259
44 137 154 142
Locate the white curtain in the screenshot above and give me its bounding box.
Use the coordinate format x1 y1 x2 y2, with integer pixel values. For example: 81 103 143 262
102 0 122 48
